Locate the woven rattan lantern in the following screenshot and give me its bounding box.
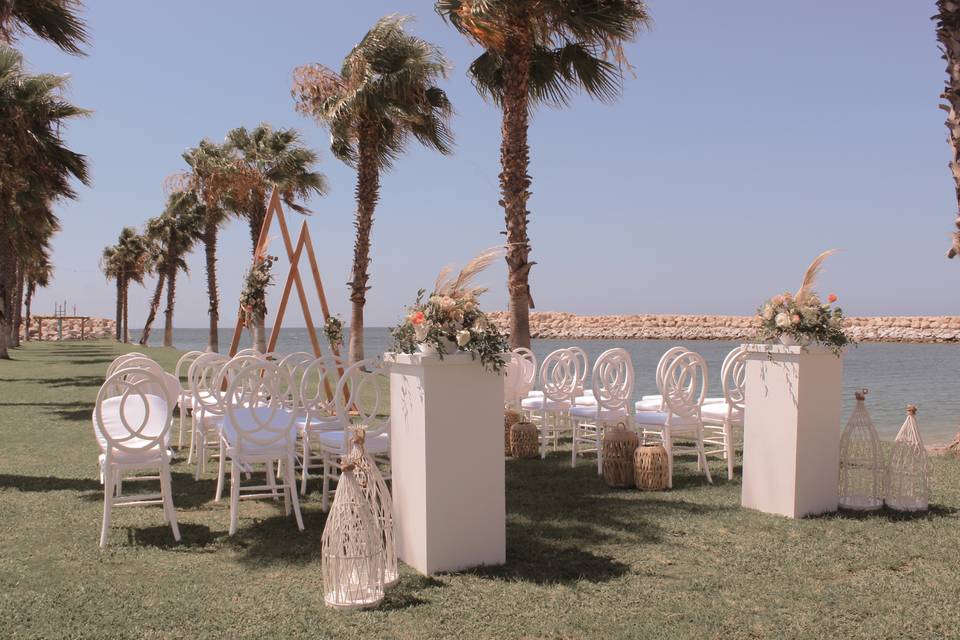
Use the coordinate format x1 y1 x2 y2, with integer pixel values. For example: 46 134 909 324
321 461 385 610
504 409 522 456
347 430 398 588
602 423 639 488
510 421 539 459
634 444 670 491
838 389 883 511
884 405 930 512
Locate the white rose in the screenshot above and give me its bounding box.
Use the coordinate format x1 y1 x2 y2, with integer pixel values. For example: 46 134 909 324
456 329 471 347
762 304 774 321
414 322 430 342
775 312 791 329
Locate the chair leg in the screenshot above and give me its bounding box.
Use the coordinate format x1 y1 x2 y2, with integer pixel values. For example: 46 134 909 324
596 425 603 476
540 410 548 459
664 430 674 489
321 458 331 512
229 460 240 536
160 463 181 542
100 466 114 548
285 455 305 531
300 436 311 495
266 461 279 501
724 421 734 481
571 420 578 468
214 440 226 502
194 431 204 481
697 427 713 484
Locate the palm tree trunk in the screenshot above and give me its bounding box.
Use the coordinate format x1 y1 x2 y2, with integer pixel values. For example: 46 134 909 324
348 128 381 364
500 26 535 350
247 196 269 353
163 259 177 348
115 276 123 341
24 283 34 341
937 1 960 259
203 221 220 352
139 269 166 346
10 263 23 347
122 278 130 343
0 240 14 359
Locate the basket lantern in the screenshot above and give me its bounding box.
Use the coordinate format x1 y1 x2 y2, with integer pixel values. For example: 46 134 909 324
504 409 522 457
838 389 883 511
347 428 398 588
321 460 384 610
602 422 638 488
884 405 930 512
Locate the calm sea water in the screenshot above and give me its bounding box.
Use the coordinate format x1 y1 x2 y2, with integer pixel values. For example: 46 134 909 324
132 327 960 445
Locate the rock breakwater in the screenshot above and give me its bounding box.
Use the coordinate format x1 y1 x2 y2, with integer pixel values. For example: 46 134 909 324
20 317 116 341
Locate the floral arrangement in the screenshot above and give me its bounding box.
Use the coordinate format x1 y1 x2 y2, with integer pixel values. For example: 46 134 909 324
239 254 277 327
756 250 850 355
324 314 344 349
390 248 508 372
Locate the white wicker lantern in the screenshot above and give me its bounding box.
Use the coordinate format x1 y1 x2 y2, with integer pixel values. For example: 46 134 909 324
884 405 930 512
348 429 398 588
321 461 384 609
838 389 883 511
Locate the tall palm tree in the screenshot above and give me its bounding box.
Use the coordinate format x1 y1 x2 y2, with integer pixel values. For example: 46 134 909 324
138 230 166 346
182 140 234 353
222 124 327 352
100 227 149 343
936 1 960 260
0 0 88 54
293 15 454 363
0 45 88 358
436 0 649 348
23 249 53 341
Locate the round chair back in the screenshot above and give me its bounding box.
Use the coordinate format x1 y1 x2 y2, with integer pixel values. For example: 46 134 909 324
591 348 633 412
224 360 298 453
720 346 748 413
539 349 579 404
188 352 229 416
661 352 708 421
334 359 390 441
94 368 173 455
300 355 342 425
512 348 537 390
569 346 589 394
105 352 149 377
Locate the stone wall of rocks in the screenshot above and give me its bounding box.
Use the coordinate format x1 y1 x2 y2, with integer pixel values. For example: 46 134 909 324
20 317 116 341
487 312 960 343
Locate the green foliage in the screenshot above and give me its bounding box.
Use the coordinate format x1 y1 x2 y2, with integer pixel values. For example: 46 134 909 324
323 314 344 349
0 0 88 55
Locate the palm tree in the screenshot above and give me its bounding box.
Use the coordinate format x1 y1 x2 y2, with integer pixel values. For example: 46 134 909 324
23 249 53 341
182 140 235 353
0 46 89 358
436 0 649 348
936 1 960 260
0 0 88 54
101 227 149 343
138 230 166 346
158 191 202 347
293 15 454 363
222 124 327 352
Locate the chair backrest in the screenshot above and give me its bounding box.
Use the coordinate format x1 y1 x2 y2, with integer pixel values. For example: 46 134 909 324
503 352 525 409
233 348 262 358
661 351 708 421
335 359 390 444
105 352 149 377
106 357 178 408
174 350 204 388
569 346 589 392
512 348 537 390
720 346 747 412
188 352 229 415
93 368 172 455
590 348 633 412
655 346 688 391
279 352 315 409
299 355 341 423
539 349 579 403
224 360 298 453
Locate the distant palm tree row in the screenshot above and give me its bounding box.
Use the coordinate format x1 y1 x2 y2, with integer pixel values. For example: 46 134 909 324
0 0 89 359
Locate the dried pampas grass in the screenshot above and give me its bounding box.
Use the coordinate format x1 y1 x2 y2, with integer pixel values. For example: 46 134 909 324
795 249 838 304
433 246 504 301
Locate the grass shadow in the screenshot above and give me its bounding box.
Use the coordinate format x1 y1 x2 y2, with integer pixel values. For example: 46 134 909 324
0 473 101 493
129 522 217 549
810 503 960 522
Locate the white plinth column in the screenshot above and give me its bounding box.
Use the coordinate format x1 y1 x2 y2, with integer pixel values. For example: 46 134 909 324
384 352 506 575
741 344 843 518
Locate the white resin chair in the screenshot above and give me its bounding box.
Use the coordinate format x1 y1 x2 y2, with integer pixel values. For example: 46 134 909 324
701 346 747 480
521 349 578 458
215 359 304 535
174 350 204 449
570 348 634 474
318 359 391 511
634 346 689 412
186 352 229 477
105 352 149 377
635 351 713 488
297 355 347 495
93 368 180 548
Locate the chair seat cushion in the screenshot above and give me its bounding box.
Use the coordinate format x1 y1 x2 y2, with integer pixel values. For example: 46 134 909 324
99 449 171 465
316 430 390 454
521 397 571 411
634 398 663 412
220 407 297 457
569 405 628 421
633 410 699 428
296 414 341 432
701 402 743 423
95 394 171 451
574 395 597 406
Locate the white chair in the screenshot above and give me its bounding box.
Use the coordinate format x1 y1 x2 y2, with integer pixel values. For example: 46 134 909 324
635 351 713 488
174 350 204 449
105 352 149 377
702 346 747 480
570 348 634 474
521 349 578 458
297 355 345 495
187 352 229 478
318 359 391 511
635 346 689 411
215 359 304 535
93 368 180 548
514 348 538 401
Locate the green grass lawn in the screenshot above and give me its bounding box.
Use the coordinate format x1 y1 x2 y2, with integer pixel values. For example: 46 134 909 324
1 340 959 639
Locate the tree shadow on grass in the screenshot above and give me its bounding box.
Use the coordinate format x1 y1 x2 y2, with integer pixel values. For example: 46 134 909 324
0 473 101 493
0 375 103 388
129 523 217 550
810 503 959 522
225 508 327 567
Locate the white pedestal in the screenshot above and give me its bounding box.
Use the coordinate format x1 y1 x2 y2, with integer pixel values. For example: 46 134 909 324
741 344 843 518
384 352 506 575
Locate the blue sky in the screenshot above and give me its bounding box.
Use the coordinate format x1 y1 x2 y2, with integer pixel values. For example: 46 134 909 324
16 0 956 327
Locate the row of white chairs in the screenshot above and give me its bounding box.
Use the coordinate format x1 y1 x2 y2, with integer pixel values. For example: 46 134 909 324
504 344 747 486
93 349 390 547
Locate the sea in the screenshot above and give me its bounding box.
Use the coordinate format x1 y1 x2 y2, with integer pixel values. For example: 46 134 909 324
131 327 960 445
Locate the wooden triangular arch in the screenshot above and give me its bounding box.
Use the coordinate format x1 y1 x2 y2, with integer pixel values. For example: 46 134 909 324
229 189 344 381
